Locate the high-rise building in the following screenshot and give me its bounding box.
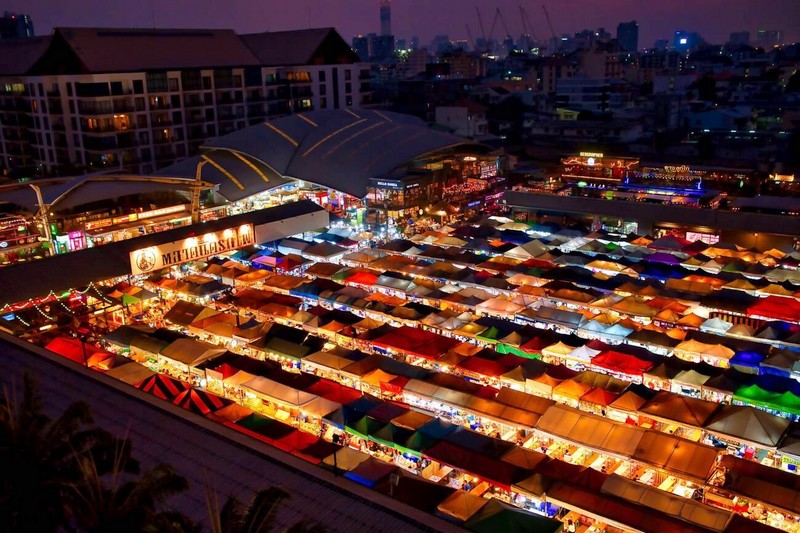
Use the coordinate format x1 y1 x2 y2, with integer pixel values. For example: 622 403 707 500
728 31 750 46
380 0 391 37
756 29 782 49
616 20 638 52
0 27 370 177
352 34 369 61
0 11 34 39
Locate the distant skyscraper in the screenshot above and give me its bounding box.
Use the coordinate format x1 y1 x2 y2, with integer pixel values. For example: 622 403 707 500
672 30 703 53
728 31 750 46
616 20 638 52
352 34 369 61
380 0 391 36
756 29 782 49
0 11 34 39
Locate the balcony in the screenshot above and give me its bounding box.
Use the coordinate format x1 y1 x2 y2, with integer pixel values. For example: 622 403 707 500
184 98 207 108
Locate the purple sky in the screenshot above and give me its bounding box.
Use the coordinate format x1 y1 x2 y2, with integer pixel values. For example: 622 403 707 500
15 0 800 48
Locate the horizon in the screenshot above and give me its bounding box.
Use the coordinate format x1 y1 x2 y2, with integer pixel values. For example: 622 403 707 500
10 0 800 50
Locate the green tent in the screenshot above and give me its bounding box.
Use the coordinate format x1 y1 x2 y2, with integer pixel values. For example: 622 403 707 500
464 499 563 533
772 391 800 417
733 384 779 409
346 415 386 440
476 326 502 344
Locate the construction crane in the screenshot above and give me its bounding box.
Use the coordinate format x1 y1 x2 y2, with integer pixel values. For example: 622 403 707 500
542 4 558 48
497 8 511 40
475 6 488 53
519 5 539 52
465 24 478 52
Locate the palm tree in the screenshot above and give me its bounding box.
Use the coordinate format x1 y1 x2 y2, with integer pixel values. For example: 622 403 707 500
206 485 327 533
0 373 135 533
65 453 198 533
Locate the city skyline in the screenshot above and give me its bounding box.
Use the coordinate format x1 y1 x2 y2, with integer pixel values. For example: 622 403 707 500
14 0 800 49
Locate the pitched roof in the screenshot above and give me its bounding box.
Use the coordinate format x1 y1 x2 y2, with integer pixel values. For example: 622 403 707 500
31 27 260 74
240 28 359 66
0 35 50 75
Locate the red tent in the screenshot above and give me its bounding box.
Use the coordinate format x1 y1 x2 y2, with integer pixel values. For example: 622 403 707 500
346 271 379 286
591 350 653 376
373 326 460 360
137 374 189 400
306 378 363 404
172 388 230 415
44 337 109 366
748 296 800 323
274 428 319 453
424 441 524 491
292 439 341 464
458 357 511 378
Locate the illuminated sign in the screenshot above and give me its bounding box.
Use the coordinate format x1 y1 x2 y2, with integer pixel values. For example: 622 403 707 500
663 165 690 174
129 224 255 275
480 164 497 179
373 179 404 190
579 151 604 158
85 205 187 232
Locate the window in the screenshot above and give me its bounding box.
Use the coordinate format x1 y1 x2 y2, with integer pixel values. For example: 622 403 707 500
169 78 179 92
202 76 211 90
170 94 180 107
345 70 351 81
135 97 145 111
133 80 144 94
346 96 353 106
319 70 326 82
172 111 182 123
345 83 352 94
320 97 327 109
66 83 73 97
319 85 326 96
146 72 168 93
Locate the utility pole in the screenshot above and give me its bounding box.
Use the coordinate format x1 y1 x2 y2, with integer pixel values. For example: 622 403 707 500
29 183 54 256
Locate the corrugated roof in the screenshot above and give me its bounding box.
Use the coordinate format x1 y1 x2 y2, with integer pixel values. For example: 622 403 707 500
44 27 260 73
201 109 486 198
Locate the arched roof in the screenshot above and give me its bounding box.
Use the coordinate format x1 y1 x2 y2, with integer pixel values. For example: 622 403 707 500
197 109 488 199
0 174 203 214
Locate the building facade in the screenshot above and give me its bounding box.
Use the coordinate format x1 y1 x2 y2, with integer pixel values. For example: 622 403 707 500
0 27 370 177
0 11 33 39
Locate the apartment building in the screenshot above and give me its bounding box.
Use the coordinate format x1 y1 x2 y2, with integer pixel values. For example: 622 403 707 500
0 27 370 177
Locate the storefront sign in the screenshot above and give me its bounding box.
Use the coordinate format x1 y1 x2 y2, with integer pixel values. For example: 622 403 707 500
84 219 113 231
579 151 604 158
467 200 481 208
663 165 690 174
85 205 187 232
373 179 403 190
129 224 255 275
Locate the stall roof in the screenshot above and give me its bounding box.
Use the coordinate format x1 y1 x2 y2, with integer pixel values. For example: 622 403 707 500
160 338 227 367
632 431 719 483
703 405 791 449
639 391 720 428
536 405 645 458
242 376 318 407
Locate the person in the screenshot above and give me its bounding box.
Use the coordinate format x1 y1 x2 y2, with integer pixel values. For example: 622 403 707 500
566 519 576 532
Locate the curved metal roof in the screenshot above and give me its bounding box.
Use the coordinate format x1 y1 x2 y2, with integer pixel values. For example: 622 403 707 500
0 174 202 213
200 109 487 198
